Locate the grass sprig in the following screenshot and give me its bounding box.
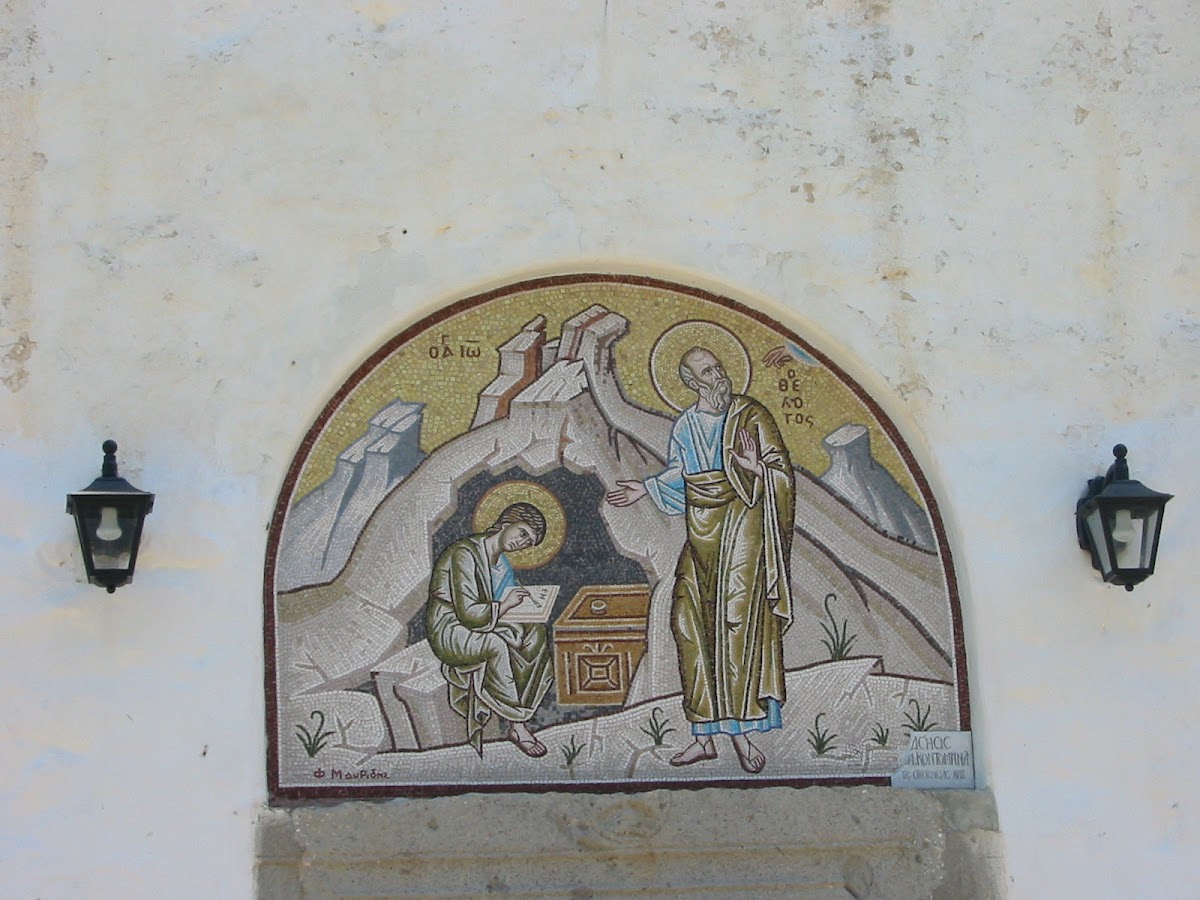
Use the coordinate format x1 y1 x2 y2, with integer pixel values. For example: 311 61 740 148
807 712 838 756
819 593 858 660
639 707 676 747
561 735 585 766
902 698 938 735
295 710 336 758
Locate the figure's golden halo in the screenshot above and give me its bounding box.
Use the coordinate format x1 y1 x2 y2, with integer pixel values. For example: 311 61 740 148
471 481 566 570
649 321 751 412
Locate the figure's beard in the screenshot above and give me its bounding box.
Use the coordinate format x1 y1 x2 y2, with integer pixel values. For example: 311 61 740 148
700 376 733 412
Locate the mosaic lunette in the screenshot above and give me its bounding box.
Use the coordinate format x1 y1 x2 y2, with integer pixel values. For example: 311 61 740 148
267 277 966 795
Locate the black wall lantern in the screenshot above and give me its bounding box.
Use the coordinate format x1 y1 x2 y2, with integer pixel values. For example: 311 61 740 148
66 440 155 593
1076 444 1172 591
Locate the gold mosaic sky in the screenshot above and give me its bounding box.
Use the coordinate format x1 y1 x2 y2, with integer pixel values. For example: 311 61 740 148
292 281 923 507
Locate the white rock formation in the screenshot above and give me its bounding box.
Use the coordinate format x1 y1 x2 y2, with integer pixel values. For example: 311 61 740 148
819 423 935 549
277 399 426 591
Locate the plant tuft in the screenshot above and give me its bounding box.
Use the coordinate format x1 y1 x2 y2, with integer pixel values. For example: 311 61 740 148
295 710 336 758
807 712 838 756
819 593 858 661
561 735 585 766
902 698 938 734
639 707 676 747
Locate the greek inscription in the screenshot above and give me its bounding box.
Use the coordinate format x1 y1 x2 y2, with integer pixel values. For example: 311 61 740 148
899 750 972 768
328 767 390 780
427 335 483 360
892 731 974 789
775 368 815 428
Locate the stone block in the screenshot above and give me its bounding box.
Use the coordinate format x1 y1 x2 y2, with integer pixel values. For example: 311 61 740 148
256 786 1006 898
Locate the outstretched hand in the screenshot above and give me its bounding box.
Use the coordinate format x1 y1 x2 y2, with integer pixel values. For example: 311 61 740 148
606 480 647 507
730 428 763 476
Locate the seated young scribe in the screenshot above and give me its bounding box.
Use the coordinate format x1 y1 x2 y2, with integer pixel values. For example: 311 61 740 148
426 502 553 757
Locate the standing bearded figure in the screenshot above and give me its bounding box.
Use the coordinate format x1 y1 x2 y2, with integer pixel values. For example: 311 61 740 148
607 347 794 773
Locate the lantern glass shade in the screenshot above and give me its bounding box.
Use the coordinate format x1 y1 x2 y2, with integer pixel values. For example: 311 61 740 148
66 442 154 593
69 494 150 575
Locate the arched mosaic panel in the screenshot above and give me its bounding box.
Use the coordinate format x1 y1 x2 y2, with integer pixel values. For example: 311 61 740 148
265 274 969 799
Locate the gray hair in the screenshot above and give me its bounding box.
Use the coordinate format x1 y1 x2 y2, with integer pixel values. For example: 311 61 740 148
678 346 707 389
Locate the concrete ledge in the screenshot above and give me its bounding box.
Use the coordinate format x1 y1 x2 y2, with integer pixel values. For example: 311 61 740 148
256 786 1005 898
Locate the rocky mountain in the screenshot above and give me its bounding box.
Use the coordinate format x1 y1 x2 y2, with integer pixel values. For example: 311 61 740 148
277 399 425 591
819 423 935 549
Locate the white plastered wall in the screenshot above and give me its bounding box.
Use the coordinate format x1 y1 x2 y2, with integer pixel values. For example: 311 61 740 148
0 1 1197 897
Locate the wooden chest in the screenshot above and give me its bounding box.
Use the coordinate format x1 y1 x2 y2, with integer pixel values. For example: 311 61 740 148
552 584 652 706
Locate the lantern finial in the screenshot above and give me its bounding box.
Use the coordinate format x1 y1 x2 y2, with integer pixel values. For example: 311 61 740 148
101 440 119 478
1109 444 1128 481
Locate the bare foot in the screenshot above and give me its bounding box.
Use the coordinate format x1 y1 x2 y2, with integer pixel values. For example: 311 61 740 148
669 737 717 766
508 723 547 758
731 734 765 773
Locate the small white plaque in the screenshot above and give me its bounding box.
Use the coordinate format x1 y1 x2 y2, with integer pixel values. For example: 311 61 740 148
891 731 974 789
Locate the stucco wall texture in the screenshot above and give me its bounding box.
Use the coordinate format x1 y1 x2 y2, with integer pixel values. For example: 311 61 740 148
1 1 1197 897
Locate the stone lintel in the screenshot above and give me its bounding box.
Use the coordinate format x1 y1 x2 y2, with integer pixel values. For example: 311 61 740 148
256 786 1005 898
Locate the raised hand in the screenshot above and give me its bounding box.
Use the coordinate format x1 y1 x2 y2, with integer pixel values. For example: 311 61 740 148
606 480 648 507
730 428 762 475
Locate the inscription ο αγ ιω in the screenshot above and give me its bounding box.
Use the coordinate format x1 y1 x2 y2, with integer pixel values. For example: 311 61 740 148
428 335 483 359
